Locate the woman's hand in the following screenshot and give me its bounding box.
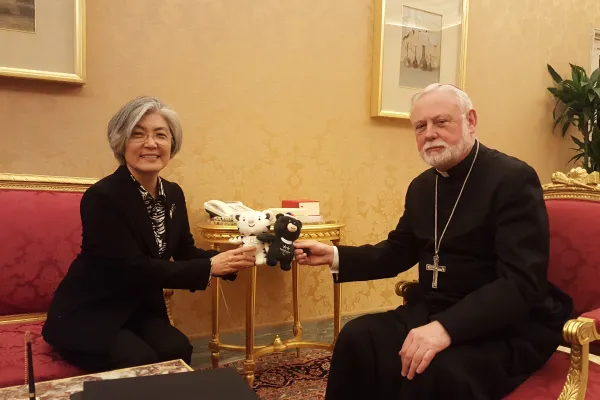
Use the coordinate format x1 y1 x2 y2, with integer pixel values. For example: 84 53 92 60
210 246 256 276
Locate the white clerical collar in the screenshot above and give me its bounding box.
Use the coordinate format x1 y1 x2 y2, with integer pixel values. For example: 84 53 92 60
437 170 450 178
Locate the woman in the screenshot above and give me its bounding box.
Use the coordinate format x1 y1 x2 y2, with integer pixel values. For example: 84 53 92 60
42 96 256 372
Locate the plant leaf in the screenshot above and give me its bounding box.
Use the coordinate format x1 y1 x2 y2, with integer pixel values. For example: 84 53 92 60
571 135 585 147
552 100 560 121
586 79 594 93
562 120 571 137
570 63 588 83
590 68 600 86
548 64 600 169
552 107 570 133
548 64 563 84
568 152 584 164
547 87 559 96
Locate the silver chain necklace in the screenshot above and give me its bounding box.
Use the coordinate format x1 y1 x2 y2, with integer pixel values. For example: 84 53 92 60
427 139 480 289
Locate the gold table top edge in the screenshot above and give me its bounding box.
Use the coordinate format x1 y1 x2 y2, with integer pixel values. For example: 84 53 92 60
198 221 345 232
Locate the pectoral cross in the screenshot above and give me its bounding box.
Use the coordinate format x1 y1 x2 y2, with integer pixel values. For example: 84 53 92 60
426 254 446 289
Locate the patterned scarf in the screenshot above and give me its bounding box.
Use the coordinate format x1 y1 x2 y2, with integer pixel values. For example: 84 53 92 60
131 174 167 257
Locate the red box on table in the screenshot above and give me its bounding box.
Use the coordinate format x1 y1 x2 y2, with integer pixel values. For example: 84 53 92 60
281 199 320 216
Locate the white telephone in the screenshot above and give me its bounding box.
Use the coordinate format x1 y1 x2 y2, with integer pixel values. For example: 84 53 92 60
204 200 254 218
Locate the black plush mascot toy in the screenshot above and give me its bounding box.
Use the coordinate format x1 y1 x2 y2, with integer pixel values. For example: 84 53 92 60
258 213 303 271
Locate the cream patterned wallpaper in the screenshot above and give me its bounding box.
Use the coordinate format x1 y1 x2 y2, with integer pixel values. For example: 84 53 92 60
0 0 598 337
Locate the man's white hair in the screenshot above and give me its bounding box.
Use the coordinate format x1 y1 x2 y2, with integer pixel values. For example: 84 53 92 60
410 83 474 115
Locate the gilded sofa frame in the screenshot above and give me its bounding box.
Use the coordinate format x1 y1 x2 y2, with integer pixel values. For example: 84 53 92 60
394 167 600 400
0 173 174 326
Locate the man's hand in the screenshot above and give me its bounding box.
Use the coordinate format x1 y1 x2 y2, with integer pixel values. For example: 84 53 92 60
399 321 451 380
293 240 334 266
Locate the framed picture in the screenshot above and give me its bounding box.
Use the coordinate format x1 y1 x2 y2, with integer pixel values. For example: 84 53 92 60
591 29 600 73
371 0 469 119
0 0 86 84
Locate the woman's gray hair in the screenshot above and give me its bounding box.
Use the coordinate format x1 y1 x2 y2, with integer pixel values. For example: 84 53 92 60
410 83 474 114
107 96 183 164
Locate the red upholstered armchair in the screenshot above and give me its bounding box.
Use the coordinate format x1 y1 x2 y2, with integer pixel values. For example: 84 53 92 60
0 173 175 388
396 167 600 399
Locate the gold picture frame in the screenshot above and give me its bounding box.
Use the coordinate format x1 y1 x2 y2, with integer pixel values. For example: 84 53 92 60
370 0 469 119
0 0 86 84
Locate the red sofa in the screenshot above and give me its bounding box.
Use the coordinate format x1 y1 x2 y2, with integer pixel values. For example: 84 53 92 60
0 173 174 388
396 168 600 399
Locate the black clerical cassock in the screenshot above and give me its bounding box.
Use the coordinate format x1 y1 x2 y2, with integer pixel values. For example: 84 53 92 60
329 141 573 400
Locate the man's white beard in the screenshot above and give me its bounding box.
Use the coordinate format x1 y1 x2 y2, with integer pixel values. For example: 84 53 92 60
419 121 475 170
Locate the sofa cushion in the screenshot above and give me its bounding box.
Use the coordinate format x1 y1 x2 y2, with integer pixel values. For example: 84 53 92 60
505 351 600 399
0 189 83 316
0 320 86 388
546 199 600 317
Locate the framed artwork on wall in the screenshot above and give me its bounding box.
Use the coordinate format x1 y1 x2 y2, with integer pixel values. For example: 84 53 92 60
591 29 600 73
370 0 469 119
0 0 86 84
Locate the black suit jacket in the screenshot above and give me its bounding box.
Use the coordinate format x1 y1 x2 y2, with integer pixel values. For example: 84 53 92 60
334 143 572 345
42 165 226 353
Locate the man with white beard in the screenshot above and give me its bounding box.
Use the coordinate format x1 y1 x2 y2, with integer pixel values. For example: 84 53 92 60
294 84 573 399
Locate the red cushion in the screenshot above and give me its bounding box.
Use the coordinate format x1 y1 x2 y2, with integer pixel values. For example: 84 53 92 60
581 308 600 333
505 351 600 399
0 190 83 316
0 320 85 388
546 199 600 316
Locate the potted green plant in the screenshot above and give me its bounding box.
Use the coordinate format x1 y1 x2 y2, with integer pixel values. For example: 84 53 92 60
547 63 600 172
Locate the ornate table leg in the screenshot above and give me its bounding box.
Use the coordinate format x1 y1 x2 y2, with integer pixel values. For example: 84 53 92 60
292 260 303 357
332 239 342 345
333 282 342 344
244 265 257 386
209 244 221 368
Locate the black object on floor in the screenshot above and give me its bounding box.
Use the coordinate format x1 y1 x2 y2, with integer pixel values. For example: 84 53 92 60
74 367 258 399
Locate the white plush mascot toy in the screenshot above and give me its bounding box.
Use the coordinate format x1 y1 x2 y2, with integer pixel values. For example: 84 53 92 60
229 210 273 265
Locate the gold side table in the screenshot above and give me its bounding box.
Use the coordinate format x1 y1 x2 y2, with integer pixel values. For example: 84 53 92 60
197 219 345 386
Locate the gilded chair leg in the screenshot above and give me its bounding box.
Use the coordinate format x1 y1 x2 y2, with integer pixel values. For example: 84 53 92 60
166 299 174 326
558 343 589 400
558 316 600 400
163 289 175 326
